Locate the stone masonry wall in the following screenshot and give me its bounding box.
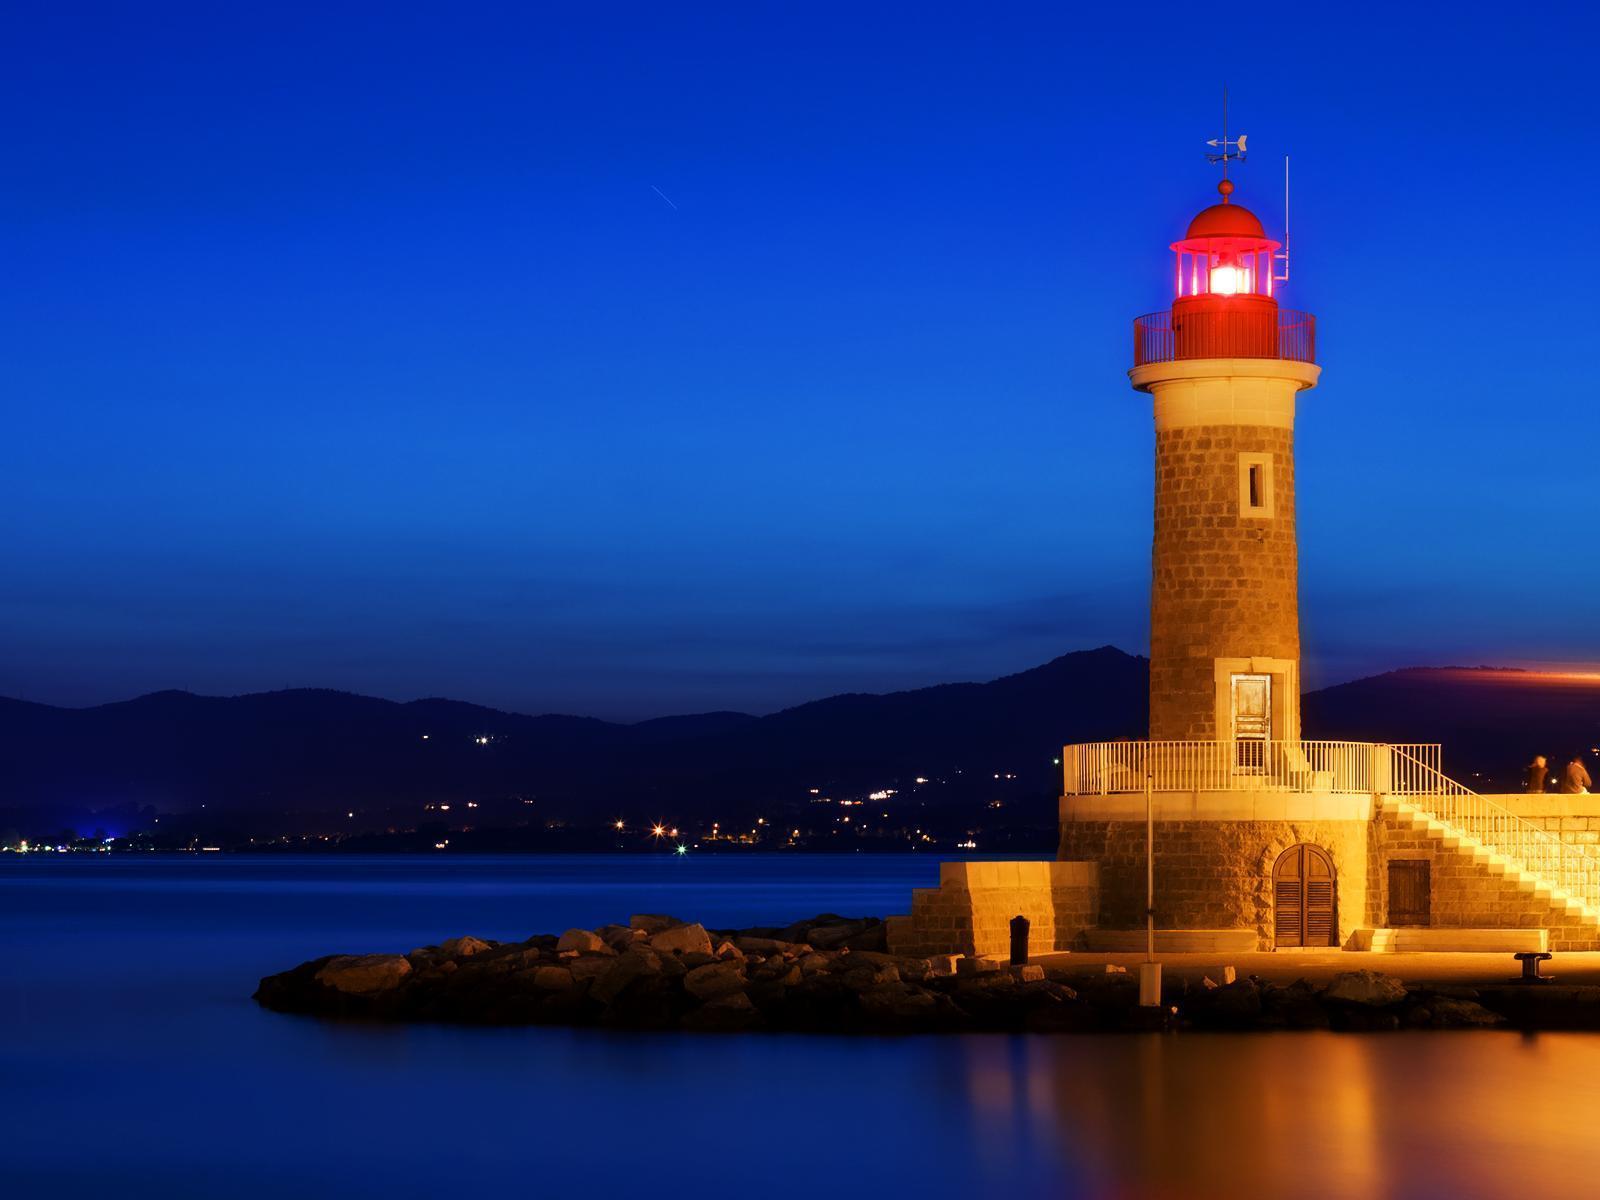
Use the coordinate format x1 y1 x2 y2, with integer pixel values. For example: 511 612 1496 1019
1150 424 1298 740
885 861 1099 959
1371 811 1600 952
1058 819 1370 950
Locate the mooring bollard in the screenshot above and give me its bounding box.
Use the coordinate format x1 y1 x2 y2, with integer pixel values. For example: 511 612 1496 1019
1009 915 1030 965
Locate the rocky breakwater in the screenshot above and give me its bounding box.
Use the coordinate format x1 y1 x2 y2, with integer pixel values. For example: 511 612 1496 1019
256 917 1587 1034
254 912 1098 1033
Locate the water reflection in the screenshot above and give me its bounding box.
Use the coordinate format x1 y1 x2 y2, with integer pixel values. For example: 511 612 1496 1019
960 1031 1600 1199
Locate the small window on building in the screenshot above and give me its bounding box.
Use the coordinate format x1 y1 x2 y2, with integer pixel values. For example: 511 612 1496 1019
1238 453 1274 518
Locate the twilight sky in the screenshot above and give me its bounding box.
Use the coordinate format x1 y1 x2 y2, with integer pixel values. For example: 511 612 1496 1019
3 2 1598 719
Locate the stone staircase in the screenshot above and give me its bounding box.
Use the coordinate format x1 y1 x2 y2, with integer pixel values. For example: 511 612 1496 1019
1379 793 1600 933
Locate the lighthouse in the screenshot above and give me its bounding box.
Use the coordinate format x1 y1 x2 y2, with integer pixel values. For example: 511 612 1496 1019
1132 175 1319 753
891 136 1600 959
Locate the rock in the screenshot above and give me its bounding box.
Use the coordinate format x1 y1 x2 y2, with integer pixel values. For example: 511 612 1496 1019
858 983 939 1022
1103 964 1127 975
684 961 747 1001
927 955 961 976
438 936 493 958
1419 984 1481 1001
840 961 900 991
597 924 641 950
806 923 867 950
591 948 664 1004
1195 978 1261 1024
714 941 746 961
556 929 612 955
530 965 576 991
681 991 763 1032
1261 980 1330 1030
1323 970 1407 1007
1428 997 1506 1028
568 955 618 982
798 953 837 977
1010 964 1045 983
314 954 412 995
630 914 684 935
650 923 714 956
734 936 810 957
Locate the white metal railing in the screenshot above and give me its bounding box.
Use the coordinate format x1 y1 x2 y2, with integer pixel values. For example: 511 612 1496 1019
1061 740 1438 796
1060 739 1600 912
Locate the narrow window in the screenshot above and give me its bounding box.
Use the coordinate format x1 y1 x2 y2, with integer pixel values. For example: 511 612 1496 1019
1238 453 1273 518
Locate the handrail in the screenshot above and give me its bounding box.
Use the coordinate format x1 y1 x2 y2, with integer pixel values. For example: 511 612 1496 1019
1133 307 1316 367
1389 746 1600 909
1061 739 1425 796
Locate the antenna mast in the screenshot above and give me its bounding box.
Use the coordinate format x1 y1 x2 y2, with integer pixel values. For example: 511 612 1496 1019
1274 156 1291 283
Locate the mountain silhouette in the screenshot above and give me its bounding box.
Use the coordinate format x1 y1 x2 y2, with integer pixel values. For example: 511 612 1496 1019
2 649 1596 839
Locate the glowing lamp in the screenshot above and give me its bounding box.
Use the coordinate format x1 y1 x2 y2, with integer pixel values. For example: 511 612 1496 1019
1168 181 1280 300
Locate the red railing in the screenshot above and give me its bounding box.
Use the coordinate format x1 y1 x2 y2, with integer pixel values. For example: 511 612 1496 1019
1133 308 1316 366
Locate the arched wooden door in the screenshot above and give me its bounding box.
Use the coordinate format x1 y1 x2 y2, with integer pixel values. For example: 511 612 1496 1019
1273 844 1336 948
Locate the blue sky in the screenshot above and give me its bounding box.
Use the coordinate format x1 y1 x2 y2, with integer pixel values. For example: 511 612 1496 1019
2 2 1597 718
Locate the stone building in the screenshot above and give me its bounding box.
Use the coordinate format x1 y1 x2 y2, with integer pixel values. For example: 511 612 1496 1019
890 162 1600 959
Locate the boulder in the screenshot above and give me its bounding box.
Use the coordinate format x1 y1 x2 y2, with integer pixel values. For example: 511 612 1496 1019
1428 997 1505 1028
438 936 493 958
1323 971 1407 1007
591 948 665 1005
684 961 748 1001
597 924 642 951
630 914 684 935
840 961 900 991
714 941 746 961
568 955 619 982
556 929 612 955
531 966 576 991
734 936 811 957
858 983 938 1021
650 923 714 956
314 954 412 995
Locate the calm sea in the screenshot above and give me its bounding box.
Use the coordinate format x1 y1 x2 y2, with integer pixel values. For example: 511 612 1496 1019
4 854 1600 1199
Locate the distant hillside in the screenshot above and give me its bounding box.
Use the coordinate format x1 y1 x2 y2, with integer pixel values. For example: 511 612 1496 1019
0 647 1149 832
1303 667 1600 790
4 651 1596 837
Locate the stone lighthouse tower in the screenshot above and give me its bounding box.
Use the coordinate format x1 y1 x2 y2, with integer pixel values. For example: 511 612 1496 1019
1132 174 1319 753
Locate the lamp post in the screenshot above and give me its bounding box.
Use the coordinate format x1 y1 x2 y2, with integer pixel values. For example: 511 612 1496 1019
1139 768 1162 1006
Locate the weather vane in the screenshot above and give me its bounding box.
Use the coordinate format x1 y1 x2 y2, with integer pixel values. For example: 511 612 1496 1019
1205 85 1247 189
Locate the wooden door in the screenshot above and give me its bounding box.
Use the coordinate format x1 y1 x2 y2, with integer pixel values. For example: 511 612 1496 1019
1388 861 1431 926
1231 674 1272 772
1273 844 1336 948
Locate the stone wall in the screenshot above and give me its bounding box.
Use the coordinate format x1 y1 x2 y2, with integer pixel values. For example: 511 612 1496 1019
1149 423 1298 740
885 861 1099 959
1058 818 1371 949
1371 807 1600 952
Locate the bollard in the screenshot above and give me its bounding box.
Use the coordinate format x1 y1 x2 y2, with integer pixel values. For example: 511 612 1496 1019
1009 915 1030 965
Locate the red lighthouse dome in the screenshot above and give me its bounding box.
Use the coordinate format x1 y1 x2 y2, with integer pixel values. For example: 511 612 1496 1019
1170 181 1281 300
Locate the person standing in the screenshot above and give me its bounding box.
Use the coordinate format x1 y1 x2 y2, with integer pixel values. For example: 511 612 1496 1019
1525 755 1549 793
1560 755 1593 795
